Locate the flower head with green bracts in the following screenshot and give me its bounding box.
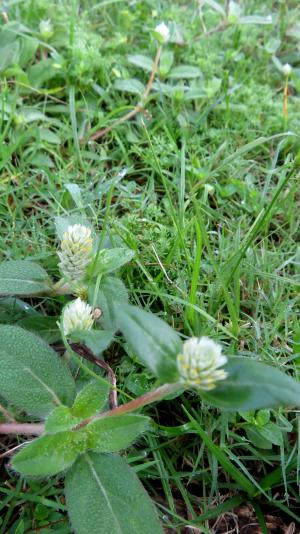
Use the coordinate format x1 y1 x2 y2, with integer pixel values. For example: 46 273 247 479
62 298 94 336
177 337 228 390
153 22 170 44
58 224 93 281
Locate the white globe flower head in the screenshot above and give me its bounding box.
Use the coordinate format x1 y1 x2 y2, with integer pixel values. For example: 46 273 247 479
58 224 93 281
282 63 292 77
154 22 170 44
62 298 94 336
177 337 228 390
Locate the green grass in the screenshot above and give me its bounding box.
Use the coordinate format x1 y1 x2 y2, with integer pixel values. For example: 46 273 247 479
0 0 300 531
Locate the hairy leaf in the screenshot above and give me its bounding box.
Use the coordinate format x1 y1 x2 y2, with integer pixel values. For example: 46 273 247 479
71 380 110 419
86 414 149 452
45 406 81 434
0 261 51 296
65 453 163 534
12 431 86 476
115 304 181 382
203 357 300 410
0 325 75 416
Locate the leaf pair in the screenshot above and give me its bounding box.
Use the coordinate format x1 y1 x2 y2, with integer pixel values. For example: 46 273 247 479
12 414 149 477
12 378 149 477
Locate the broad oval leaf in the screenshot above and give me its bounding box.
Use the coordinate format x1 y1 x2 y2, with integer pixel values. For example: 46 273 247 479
168 65 202 79
86 414 149 453
0 260 51 296
115 304 181 382
203 357 300 411
114 78 145 95
65 452 163 534
127 54 153 72
12 431 86 476
0 325 75 416
71 380 110 419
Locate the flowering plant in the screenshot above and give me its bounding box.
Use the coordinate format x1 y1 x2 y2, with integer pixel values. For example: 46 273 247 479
0 216 299 533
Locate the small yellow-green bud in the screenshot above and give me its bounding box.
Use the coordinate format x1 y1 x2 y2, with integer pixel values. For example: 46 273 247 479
39 19 53 40
58 224 93 281
177 337 227 390
62 298 94 336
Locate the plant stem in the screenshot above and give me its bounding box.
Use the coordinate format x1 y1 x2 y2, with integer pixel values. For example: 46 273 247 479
0 423 44 435
76 382 181 428
90 45 162 141
0 383 181 436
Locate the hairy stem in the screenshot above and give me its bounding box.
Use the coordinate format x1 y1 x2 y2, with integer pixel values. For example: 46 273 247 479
0 383 181 436
0 423 44 435
76 382 180 428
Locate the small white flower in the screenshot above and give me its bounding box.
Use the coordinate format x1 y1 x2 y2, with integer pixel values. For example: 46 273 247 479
62 298 94 336
177 337 228 390
282 63 292 76
58 224 93 281
154 22 170 44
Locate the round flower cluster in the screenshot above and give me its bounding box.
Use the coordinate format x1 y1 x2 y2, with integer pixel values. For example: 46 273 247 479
177 337 227 390
58 224 93 281
62 298 94 336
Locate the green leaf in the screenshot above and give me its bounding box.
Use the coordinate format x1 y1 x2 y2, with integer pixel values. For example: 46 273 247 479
255 410 270 426
17 315 61 343
89 276 128 330
0 41 19 72
115 304 181 382
158 50 174 77
70 329 114 356
12 431 86 476
65 453 163 534
91 248 135 276
0 261 51 296
45 406 81 434
114 78 145 95
254 422 283 446
86 414 149 452
127 54 153 72
245 426 272 449
71 380 110 419
202 357 300 411
0 325 75 417
168 65 202 79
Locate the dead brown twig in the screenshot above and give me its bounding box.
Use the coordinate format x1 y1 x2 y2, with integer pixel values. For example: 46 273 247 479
54 342 118 409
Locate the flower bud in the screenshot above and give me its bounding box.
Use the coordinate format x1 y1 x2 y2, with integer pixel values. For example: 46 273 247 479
58 224 93 281
177 337 228 390
153 22 170 44
39 19 53 40
62 298 94 336
282 63 292 77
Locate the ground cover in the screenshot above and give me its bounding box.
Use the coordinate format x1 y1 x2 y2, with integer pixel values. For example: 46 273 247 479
0 0 299 532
